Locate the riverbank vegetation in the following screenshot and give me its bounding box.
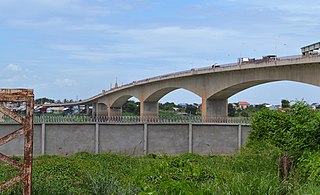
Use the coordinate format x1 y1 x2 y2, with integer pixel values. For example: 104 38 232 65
0 102 319 194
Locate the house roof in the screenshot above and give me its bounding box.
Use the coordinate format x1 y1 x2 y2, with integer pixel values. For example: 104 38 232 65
238 101 250 105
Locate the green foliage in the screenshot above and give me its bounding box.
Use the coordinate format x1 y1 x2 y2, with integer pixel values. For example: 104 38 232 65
249 102 320 155
122 100 140 115
32 155 88 194
297 151 320 183
229 103 267 117
1 139 320 194
228 103 236 117
35 97 55 105
158 110 176 116
185 104 198 115
159 102 176 111
281 99 290 108
249 101 320 187
136 154 215 194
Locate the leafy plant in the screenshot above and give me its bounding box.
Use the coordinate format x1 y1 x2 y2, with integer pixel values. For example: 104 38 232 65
249 102 320 155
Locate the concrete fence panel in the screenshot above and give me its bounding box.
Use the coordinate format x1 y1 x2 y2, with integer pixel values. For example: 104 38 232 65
99 124 144 155
0 123 251 156
45 124 95 155
147 124 189 154
192 124 239 155
0 124 42 156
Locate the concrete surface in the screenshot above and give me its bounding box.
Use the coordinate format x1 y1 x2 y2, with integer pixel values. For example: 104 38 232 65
0 123 251 156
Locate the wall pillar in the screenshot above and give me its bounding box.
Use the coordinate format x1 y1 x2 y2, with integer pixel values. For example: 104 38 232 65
202 98 228 121
140 101 158 117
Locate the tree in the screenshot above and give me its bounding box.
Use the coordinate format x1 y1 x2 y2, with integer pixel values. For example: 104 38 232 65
281 99 290 108
159 102 176 111
122 100 140 115
228 103 236 117
35 97 55 105
185 104 198 115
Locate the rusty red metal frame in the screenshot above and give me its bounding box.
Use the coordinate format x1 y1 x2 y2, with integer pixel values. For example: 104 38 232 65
0 89 34 195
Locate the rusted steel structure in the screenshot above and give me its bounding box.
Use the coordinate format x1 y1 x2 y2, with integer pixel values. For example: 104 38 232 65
0 89 34 194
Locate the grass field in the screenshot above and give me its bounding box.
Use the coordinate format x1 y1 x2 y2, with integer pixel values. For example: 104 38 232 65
1 141 319 194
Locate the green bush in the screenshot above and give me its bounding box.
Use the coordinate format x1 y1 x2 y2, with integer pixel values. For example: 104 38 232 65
249 102 320 185
249 102 320 155
297 151 320 183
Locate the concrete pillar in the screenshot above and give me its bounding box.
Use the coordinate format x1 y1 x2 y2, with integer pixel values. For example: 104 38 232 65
202 98 228 121
86 105 90 115
140 101 158 117
77 105 80 114
96 103 108 116
108 106 122 116
92 104 96 117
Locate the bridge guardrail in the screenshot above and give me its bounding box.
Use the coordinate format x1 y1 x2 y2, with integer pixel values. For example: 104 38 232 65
0 115 250 124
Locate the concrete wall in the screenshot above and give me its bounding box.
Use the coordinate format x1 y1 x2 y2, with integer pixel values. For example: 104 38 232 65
192 124 239 155
147 124 189 154
99 124 144 155
0 123 250 156
0 124 42 156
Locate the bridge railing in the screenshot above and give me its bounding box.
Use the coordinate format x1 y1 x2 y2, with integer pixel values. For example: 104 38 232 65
0 114 250 124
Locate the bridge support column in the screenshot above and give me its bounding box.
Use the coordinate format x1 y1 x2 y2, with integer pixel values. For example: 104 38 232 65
96 103 108 116
140 101 158 118
108 107 122 116
86 105 90 115
92 104 96 117
202 98 228 122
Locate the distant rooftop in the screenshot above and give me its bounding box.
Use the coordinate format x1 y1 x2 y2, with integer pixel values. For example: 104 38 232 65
238 101 250 105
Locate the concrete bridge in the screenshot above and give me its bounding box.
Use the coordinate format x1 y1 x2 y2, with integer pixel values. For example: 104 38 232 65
50 55 320 120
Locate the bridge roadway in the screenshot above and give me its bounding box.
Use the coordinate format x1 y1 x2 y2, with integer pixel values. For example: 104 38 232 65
48 55 320 120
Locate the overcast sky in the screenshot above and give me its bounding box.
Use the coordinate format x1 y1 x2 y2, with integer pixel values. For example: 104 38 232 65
1 0 320 105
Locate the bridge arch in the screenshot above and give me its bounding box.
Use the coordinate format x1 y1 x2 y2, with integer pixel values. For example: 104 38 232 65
108 94 141 116
209 80 276 100
204 78 320 119
142 87 202 117
111 95 134 107
96 102 108 116
209 79 320 101
231 81 320 105
203 62 320 118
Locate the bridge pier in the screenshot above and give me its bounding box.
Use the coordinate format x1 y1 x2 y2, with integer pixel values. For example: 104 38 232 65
202 98 228 121
85 105 90 115
92 104 96 117
96 103 108 116
140 101 158 118
108 106 122 116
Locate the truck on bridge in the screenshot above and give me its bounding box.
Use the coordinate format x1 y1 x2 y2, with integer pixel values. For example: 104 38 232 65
238 55 277 65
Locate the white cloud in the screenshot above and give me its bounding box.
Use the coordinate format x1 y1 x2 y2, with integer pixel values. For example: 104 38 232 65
54 78 76 87
48 26 239 63
7 64 22 71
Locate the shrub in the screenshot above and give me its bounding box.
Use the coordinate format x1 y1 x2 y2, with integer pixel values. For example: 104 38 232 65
249 102 320 155
297 151 320 183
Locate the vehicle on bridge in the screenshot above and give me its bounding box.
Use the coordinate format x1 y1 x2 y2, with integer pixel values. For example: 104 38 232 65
238 55 277 65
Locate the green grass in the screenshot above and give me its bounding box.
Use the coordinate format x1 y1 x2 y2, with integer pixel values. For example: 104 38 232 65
0 141 319 194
